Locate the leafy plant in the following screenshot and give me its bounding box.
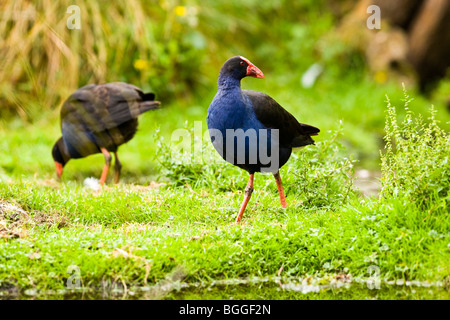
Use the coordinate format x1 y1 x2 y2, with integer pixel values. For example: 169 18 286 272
380 89 450 208
283 122 357 209
155 124 246 191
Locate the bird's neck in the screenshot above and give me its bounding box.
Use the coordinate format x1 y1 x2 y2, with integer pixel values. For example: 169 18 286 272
217 75 241 92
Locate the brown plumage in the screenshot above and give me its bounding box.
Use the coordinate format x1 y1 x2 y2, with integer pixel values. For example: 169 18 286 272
52 82 161 184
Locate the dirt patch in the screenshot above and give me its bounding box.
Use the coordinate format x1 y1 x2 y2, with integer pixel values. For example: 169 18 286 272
0 200 69 239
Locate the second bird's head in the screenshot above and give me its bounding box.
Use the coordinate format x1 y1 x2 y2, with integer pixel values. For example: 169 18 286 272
51 137 71 179
219 56 265 80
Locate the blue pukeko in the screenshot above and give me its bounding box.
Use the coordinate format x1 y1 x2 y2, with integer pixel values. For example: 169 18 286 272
52 82 161 185
207 56 320 222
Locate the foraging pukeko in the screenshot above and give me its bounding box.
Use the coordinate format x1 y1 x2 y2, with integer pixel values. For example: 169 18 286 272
207 56 320 222
52 82 161 185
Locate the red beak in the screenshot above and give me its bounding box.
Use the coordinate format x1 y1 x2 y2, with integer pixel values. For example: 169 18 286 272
240 56 265 79
55 161 63 179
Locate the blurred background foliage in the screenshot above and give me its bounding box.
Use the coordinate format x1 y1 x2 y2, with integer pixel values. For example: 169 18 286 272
0 0 449 174
0 0 347 116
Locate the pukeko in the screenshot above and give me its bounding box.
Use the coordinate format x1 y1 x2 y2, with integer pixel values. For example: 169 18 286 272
207 56 320 222
52 82 161 185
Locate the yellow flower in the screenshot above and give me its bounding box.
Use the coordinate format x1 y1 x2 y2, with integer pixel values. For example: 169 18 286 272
374 70 387 83
134 59 149 71
174 5 187 17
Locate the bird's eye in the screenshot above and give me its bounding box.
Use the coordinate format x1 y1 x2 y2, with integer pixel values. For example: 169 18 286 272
240 61 245 66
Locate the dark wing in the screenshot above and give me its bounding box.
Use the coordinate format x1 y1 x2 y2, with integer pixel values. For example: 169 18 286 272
243 90 320 148
60 82 160 134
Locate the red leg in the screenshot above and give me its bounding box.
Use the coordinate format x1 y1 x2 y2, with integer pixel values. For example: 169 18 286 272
274 171 287 208
235 174 254 223
99 148 112 185
113 152 122 184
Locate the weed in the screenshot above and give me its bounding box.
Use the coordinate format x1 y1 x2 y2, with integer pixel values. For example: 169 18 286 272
380 88 450 209
155 125 245 191
284 122 357 209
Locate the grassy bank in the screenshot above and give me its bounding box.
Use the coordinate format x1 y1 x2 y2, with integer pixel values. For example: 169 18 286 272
1 1 449 299
0 173 448 297
1 95 449 299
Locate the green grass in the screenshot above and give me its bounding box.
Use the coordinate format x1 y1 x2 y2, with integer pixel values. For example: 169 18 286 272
2 0 449 171
1 1 449 299
1 73 449 300
1 96 449 299
0 179 448 294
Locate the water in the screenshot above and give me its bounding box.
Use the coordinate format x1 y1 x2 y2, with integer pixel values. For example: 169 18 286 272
1 277 448 300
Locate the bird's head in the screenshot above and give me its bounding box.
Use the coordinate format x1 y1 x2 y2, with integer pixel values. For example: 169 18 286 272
51 137 70 179
219 56 265 81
